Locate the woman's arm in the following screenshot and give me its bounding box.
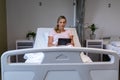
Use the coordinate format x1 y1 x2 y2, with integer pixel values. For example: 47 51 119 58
48 36 56 47
69 35 74 46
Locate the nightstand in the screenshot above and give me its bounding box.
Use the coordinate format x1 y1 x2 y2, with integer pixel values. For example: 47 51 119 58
15 40 34 62
86 40 103 48
86 40 103 61
16 40 34 49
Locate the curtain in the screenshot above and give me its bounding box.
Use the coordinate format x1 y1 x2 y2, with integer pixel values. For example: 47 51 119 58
76 0 85 46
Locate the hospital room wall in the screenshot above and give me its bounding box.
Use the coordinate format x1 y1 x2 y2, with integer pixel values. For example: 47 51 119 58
6 0 74 50
84 0 120 39
0 0 7 55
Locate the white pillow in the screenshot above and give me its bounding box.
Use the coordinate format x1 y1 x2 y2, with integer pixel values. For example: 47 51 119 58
44 32 49 43
34 32 49 48
110 41 120 47
33 35 44 48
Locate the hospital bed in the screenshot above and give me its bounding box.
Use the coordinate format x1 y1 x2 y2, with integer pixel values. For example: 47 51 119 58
103 37 120 62
1 47 119 80
33 28 81 48
105 40 120 62
106 41 120 55
23 27 85 63
1 28 120 80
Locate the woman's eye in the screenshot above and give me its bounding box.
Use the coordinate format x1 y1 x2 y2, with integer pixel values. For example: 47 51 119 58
60 22 65 24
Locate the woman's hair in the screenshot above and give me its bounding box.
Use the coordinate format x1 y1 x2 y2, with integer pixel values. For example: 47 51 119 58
54 16 67 33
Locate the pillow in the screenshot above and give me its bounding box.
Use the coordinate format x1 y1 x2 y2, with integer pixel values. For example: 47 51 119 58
110 41 120 47
42 32 49 47
33 32 49 48
44 32 49 43
33 34 45 48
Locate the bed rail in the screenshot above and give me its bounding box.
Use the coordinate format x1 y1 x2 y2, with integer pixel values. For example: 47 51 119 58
1 47 119 80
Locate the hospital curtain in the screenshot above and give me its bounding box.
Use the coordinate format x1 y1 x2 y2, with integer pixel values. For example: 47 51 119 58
76 0 85 46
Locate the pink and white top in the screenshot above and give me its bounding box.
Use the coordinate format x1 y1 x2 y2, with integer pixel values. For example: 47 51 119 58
49 29 73 45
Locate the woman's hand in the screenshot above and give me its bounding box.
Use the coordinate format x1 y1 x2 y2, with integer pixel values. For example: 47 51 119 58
69 35 74 46
48 36 54 47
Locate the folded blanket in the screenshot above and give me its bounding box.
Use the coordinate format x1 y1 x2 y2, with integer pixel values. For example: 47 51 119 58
24 52 44 64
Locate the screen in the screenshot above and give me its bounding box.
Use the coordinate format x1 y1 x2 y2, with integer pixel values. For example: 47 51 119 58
58 38 71 45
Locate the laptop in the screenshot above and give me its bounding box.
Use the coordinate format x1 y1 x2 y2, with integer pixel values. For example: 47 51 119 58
58 38 71 45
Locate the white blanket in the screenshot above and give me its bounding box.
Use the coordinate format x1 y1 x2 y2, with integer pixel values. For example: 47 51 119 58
24 52 44 64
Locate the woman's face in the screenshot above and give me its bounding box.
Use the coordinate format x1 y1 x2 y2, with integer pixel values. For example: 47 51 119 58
58 19 66 29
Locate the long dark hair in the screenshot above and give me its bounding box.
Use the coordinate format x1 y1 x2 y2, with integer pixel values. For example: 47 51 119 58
54 16 67 33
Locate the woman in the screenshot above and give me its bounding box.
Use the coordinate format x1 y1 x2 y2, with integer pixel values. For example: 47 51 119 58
48 16 74 47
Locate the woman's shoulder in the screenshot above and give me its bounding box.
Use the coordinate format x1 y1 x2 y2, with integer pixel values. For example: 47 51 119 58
65 29 72 33
50 29 55 32
49 29 57 35
65 29 73 35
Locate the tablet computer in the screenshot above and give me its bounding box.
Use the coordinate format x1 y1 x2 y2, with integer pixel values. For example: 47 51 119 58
58 38 71 45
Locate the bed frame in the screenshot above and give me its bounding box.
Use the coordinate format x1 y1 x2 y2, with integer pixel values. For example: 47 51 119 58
1 47 119 80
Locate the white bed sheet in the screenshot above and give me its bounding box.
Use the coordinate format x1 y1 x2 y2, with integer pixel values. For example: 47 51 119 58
106 44 120 55
106 44 120 62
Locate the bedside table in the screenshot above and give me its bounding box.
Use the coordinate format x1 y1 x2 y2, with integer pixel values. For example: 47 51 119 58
15 40 34 62
86 40 103 61
16 40 34 49
86 40 103 48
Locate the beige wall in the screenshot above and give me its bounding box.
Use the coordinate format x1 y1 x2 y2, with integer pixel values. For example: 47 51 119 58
84 0 120 39
6 0 74 50
0 0 7 55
